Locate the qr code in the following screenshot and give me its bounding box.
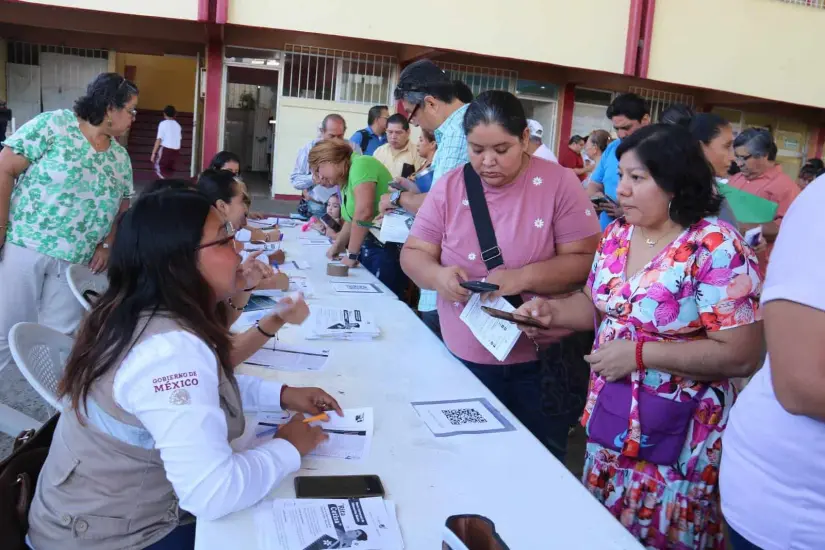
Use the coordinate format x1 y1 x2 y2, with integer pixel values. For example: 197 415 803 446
442 408 487 426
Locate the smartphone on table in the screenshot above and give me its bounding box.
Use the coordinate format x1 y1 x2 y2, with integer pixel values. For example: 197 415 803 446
459 280 500 293
481 306 550 329
295 475 385 499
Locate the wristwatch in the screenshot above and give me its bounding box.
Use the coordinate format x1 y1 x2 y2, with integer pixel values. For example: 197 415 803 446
390 190 403 207
346 251 359 261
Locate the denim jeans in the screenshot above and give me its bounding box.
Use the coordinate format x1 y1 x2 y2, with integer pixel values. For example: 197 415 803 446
359 239 408 299
420 309 442 341
728 526 765 550
459 356 571 461
146 523 196 550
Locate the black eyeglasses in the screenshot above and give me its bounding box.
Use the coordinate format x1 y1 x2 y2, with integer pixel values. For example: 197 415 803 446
735 153 753 163
407 103 421 123
197 220 236 250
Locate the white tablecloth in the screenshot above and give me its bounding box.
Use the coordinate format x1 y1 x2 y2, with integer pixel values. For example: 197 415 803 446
273 226 396 300
195 225 642 549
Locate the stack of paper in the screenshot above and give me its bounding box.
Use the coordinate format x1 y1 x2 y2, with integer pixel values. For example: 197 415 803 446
254 497 403 550
305 306 380 340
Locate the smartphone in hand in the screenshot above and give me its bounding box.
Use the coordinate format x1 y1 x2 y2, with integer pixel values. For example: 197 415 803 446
460 280 500 293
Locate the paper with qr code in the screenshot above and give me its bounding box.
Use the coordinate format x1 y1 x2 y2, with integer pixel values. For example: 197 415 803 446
410 398 515 437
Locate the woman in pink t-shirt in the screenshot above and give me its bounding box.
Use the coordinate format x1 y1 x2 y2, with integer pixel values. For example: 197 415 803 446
402 90 601 460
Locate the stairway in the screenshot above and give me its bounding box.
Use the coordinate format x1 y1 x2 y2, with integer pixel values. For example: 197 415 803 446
127 110 194 182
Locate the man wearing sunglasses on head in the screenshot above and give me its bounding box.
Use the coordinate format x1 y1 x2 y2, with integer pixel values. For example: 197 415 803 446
386 60 472 337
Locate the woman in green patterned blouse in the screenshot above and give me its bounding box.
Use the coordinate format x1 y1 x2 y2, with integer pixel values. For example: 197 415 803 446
0 72 138 379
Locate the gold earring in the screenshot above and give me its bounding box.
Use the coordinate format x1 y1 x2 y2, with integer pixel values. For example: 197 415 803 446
107 116 113 127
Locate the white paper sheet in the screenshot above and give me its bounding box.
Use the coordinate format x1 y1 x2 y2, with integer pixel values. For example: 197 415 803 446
245 342 331 372
331 282 383 294
378 211 413 244
305 307 380 340
458 294 521 361
254 408 374 460
744 225 762 248
254 497 403 550
411 398 516 437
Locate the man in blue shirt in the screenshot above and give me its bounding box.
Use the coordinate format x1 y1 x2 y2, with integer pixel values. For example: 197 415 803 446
588 93 650 230
350 105 389 155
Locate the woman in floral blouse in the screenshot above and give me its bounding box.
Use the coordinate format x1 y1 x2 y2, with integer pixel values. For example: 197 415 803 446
0 73 137 379
515 124 764 549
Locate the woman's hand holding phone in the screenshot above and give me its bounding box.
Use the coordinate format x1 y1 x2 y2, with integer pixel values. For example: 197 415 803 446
435 265 471 303
513 298 556 338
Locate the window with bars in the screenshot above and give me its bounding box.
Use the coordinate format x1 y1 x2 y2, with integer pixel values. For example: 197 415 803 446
282 45 396 105
777 0 825 8
435 62 517 96
628 86 695 123
7 42 108 65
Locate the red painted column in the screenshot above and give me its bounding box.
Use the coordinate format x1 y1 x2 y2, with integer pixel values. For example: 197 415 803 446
815 126 825 159
201 39 223 171
638 0 657 79
624 0 644 75
558 83 576 150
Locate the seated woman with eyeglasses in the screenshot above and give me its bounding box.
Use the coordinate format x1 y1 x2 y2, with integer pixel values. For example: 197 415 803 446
196 170 288 306
27 189 341 550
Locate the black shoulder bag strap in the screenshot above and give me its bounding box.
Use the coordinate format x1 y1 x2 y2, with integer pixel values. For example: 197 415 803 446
359 129 371 152
462 163 523 308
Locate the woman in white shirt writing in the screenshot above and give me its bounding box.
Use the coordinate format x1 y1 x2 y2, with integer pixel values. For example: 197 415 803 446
27 189 341 550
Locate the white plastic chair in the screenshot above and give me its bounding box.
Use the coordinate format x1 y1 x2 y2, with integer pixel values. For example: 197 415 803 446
8 322 72 411
68 264 108 311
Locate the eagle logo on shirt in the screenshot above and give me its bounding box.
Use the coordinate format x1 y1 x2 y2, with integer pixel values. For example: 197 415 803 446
169 389 191 406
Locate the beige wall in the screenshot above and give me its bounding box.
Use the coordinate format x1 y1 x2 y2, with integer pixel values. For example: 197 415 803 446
273 98 374 196
648 0 825 109
17 0 199 20
115 53 197 112
228 0 630 75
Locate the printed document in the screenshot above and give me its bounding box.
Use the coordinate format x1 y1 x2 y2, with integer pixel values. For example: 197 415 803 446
254 408 374 460
378 211 413 244
411 398 515 437
245 342 331 372
331 282 383 294
459 294 521 361
305 307 380 340
253 497 403 550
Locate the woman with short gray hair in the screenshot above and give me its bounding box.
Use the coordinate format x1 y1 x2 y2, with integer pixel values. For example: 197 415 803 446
0 72 137 379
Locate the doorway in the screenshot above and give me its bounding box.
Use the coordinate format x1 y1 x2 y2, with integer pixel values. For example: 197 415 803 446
223 48 282 199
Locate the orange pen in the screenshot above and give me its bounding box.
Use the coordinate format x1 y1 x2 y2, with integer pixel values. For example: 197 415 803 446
302 413 329 423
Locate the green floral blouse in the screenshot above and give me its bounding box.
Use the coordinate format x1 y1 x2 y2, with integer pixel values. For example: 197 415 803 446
4 109 133 264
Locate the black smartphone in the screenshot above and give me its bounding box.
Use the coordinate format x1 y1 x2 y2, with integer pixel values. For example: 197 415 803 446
481 306 549 329
460 280 500 293
320 213 342 233
295 475 385 499
400 163 416 179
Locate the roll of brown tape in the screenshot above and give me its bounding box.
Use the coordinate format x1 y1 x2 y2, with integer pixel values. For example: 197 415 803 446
327 263 349 277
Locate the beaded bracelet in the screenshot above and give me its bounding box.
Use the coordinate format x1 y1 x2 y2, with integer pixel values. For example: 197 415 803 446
635 341 646 373
255 320 277 338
